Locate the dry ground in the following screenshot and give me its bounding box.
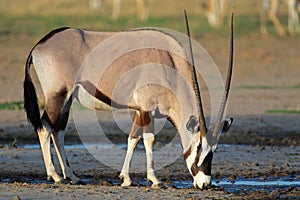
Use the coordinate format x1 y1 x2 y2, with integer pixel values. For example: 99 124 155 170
0 0 300 199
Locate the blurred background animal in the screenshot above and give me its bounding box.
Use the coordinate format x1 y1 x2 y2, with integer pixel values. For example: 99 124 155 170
89 0 150 21
201 0 232 27
260 0 300 36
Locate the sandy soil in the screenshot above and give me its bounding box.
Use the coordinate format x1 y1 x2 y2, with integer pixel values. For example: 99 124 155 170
0 34 300 199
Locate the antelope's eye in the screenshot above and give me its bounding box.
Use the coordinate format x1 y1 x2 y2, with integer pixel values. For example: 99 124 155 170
186 115 198 133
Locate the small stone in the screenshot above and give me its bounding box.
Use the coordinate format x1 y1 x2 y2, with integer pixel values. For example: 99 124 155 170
101 180 112 186
228 174 236 181
269 164 275 168
214 171 221 178
155 142 164 148
283 163 290 168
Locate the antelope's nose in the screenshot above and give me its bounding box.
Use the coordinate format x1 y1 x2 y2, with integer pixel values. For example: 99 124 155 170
193 172 211 189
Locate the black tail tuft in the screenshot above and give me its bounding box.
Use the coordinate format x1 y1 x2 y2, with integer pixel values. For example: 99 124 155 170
23 54 43 131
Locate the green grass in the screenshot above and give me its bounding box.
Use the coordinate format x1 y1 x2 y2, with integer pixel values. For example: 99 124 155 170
0 101 87 111
0 6 288 40
237 85 300 90
266 109 300 114
0 0 297 40
0 14 210 38
0 101 24 111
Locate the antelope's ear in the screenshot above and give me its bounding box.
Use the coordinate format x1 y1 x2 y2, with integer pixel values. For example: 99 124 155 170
186 115 199 133
222 117 233 134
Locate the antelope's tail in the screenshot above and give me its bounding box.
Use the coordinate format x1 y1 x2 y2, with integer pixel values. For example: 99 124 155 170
23 53 43 130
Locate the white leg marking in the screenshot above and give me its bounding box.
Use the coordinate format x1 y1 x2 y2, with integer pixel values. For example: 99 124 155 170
143 133 160 186
51 131 80 184
38 126 62 183
120 136 141 187
193 171 211 189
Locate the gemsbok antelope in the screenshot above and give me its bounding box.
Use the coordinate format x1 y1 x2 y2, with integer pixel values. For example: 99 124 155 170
260 0 300 36
23 12 234 189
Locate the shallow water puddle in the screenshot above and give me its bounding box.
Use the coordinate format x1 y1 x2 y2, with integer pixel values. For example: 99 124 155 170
174 176 300 193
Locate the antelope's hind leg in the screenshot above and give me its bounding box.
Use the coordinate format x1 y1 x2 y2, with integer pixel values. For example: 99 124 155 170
51 95 80 184
37 121 62 183
41 90 79 184
51 131 80 184
38 90 69 183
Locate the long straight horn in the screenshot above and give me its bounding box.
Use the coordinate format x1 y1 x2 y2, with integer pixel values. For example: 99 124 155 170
184 9 207 135
212 13 234 137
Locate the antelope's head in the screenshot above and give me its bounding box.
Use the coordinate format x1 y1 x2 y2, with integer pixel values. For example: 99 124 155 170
184 11 234 189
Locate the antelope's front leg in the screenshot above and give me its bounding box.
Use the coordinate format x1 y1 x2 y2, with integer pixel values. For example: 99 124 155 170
51 131 80 184
143 133 161 187
38 126 62 183
120 136 141 187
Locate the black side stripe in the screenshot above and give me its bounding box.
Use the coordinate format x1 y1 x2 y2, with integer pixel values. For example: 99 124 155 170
76 80 139 110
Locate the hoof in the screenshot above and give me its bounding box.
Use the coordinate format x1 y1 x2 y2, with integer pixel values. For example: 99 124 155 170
119 174 132 187
47 175 62 183
120 178 132 187
147 175 161 187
